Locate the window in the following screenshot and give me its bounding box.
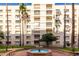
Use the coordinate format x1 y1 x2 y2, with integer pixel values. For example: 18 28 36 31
6 36 11 39
0 41 2 44
6 15 11 16
15 36 20 39
6 20 11 23
15 15 20 18
46 4 52 9
64 9 69 12
6 41 11 44
66 25 70 29
0 15 3 17
34 16 40 21
56 9 61 16
66 36 69 40
74 36 77 39
7 10 11 12
0 25 2 29
34 10 40 15
66 14 69 18
56 9 60 12
26 36 31 39
5 31 11 34
56 36 60 39
5 25 11 28
15 9 19 13
46 28 52 33
15 20 20 23
46 10 52 15
33 30 40 33
46 16 52 21
26 41 31 44
15 25 20 28
34 22 40 27
34 4 40 9
66 41 70 46
0 20 3 23
65 29 70 32
34 34 40 39
34 40 39 44
15 31 20 34
6 15 11 18
15 41 20 45
66 20 69 23
56 41 60 44
0 10 3 12
46 22 52 27
27 30 30 33
27 25 30 28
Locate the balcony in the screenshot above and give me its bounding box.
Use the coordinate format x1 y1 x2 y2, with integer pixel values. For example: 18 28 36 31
34 10 40 15
46 10 52 15
34 16 40 21
46 28 52 33
46 4 52 9
34 4 40 9
46 16 52 21
46 22 52 27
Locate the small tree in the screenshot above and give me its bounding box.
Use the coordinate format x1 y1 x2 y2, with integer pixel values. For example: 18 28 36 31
40 33 58 47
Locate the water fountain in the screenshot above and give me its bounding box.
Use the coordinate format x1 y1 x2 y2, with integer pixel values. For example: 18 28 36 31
27 49 52 56
27 41 52 56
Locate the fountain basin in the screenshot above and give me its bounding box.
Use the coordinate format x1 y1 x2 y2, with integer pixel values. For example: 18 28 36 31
27 49 52 56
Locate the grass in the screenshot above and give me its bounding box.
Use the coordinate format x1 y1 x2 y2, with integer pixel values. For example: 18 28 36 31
0 49 6 53
0 45 35 49
0 45 35 53
61 48 79 52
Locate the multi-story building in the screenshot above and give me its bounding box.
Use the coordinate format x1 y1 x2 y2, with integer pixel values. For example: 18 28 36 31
0 3 79 48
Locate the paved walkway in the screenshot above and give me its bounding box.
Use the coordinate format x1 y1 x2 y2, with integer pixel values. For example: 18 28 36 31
13 49 72 56
51 49 72 56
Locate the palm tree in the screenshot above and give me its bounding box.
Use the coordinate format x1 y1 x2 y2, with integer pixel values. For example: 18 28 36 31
19 6 21 46
63 4 66 48
55 9 61 33
78 19 79 48
6 3 9 51
71 3 75 55
19 3 28 46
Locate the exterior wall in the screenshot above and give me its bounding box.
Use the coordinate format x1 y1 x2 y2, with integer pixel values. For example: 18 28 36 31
0 3 79 48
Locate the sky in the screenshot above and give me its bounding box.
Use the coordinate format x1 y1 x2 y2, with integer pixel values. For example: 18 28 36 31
0 0 79 3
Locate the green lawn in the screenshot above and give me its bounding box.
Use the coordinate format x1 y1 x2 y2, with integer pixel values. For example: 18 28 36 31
61 48 79 52
0 45 35 53
0 49 6 53
0 45 35 49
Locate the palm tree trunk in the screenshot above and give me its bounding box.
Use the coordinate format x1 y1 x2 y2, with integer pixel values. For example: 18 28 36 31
22 20 24 46
6 3 9 51
71 3 75 55
78 34 79 48
63 4 66 48
19 10 21 46
78 11 79 48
